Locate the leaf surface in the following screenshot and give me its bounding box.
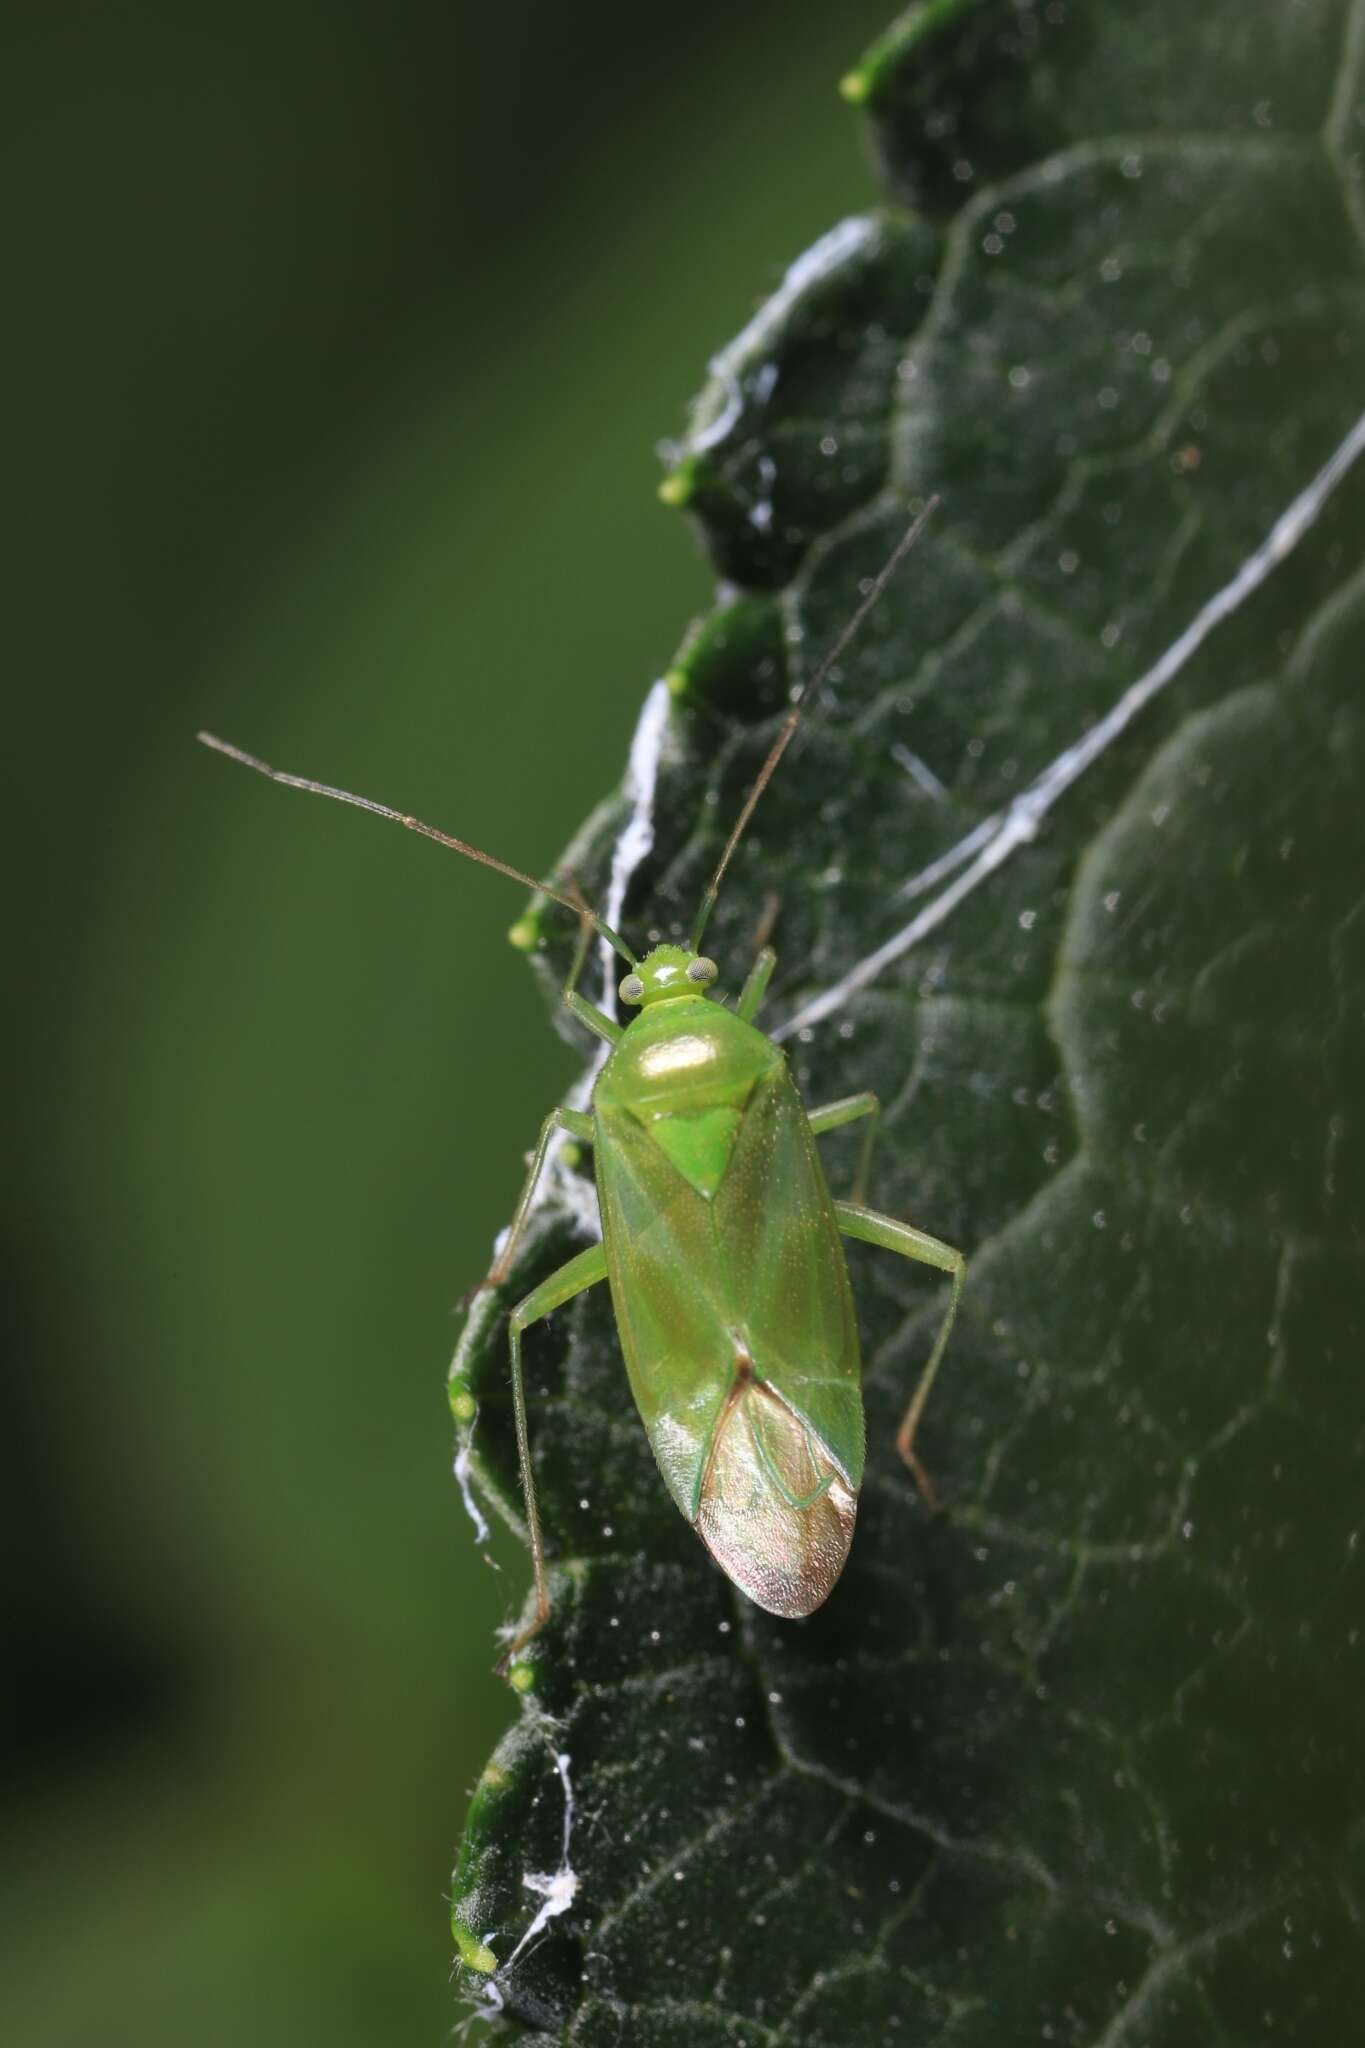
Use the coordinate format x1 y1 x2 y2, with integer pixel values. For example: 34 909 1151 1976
452 4 1365 2038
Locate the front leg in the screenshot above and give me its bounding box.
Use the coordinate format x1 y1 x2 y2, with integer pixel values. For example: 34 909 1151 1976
834 1199 965 1510
479 1105 594 1293
560 892 622 1047
736 944 777 1024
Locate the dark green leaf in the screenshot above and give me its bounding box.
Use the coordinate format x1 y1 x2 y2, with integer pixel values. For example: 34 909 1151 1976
452 3 1365 2038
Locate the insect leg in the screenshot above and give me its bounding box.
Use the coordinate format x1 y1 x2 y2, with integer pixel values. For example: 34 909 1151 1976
500 1242 609 1675
833 1199 965 1511
807 1091 881 1203
564 991 621 1045
559 902 622 1046
482 1106 595 1292
736 945 777 1023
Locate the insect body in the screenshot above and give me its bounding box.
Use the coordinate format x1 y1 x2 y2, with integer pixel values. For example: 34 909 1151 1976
597 946 864 1618
451 930 963 1669
199 500 964 1673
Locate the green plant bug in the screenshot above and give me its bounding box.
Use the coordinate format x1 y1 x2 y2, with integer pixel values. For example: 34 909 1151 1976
198 499 965 1675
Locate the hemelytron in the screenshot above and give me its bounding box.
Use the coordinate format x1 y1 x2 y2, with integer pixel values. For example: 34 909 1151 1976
199 498 965 1673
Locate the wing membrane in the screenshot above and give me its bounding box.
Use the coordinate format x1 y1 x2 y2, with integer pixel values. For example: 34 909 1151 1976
695 1375 856 1618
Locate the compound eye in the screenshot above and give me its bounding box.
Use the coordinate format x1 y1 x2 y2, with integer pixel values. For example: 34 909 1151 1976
619 973 645 1005
686 956 718 984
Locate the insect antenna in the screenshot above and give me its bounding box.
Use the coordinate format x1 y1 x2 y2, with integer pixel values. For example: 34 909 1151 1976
197 732 638 966
688 495 939 950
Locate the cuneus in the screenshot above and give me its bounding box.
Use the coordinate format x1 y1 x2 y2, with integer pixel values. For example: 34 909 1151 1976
199 498 964 1674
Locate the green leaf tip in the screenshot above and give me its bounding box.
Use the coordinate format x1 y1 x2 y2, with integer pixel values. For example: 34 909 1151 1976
448 1383 476 1425
841 0 990 113
453 1922 498 1976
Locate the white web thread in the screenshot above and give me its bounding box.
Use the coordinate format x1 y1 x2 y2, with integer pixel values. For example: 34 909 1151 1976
452 1436 491 1548
599 679 674 1015
687 217 879 457
491 1747 579 1984
478 676 671 1258
775 407 1365 1042
551 675 672 1236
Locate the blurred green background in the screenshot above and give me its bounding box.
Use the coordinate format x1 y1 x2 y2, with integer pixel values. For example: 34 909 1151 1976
4 2 905 2041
